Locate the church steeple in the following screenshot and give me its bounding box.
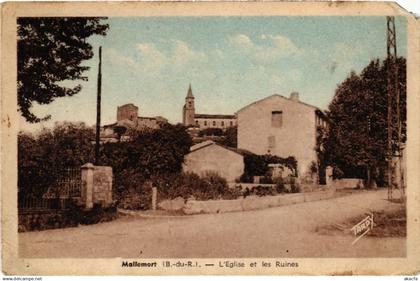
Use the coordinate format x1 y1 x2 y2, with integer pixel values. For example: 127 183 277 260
187 83 194 98
183 83 195 126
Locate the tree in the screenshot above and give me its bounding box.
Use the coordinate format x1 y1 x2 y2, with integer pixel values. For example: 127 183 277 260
100 124 192 196
18 122 96 195
324 57 406 187
219 126 238 148
101 124 192 178
240 153 298 183
199 128 224 137
18 17 109 123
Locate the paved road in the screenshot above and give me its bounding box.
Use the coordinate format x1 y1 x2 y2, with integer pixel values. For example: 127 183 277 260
19 189 405 258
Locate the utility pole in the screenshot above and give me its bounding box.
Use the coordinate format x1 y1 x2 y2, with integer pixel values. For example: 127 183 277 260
386 16 403 200
95 46 102 165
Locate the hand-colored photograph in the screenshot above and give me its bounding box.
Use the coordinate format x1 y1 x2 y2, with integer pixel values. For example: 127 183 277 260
16 15 408 259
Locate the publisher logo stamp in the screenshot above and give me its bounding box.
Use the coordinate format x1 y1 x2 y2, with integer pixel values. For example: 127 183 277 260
351 212 374 245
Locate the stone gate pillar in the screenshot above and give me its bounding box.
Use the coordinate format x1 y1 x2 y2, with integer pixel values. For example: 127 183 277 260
81 163 95 209
326 166 333 187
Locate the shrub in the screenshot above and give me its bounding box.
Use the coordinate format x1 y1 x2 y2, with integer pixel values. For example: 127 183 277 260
101 123 192 179
241 154 298 183
310 161 318 174
242 185 276 197
222 186 242 200
18 123 95 197
113 168 146 199
18 201 118 232
289 177 300 193
68 201 118 224
255 185 276 197
199 128 224 137
112 168 151 210
219 126 237 148
273 177 285 193
239 173 253 183
153 171 239 202
18 211 78 232
260 173 274 184
196 171 229 200
118 186 152 210
332 166 345 179
152 172 197 200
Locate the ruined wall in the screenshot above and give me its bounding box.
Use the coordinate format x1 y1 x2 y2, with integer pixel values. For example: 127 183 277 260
117 104 139 122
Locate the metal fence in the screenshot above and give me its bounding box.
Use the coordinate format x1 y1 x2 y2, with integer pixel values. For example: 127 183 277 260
43 168 82 198
18 166 82 211
18 196 73 210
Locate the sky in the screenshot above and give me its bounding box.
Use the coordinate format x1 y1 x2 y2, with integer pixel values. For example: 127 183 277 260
19 16 407 133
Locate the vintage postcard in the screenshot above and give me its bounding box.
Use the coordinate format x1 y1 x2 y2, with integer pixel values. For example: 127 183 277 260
1 1 419 276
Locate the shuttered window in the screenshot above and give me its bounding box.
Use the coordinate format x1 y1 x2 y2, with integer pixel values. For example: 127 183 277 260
272 111 283 128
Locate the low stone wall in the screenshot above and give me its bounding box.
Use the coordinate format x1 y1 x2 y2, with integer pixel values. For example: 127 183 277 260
182 187 336 215
18 209 76 232
158 197 186 211
333 178 364 189
229 183 276 190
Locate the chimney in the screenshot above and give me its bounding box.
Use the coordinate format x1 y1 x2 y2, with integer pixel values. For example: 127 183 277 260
290 91 299 102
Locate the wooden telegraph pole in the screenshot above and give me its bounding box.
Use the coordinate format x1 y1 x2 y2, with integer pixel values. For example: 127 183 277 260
95 46 102 165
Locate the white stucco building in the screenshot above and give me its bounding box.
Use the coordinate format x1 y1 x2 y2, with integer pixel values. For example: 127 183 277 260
182 140 244 183
237 92 328 179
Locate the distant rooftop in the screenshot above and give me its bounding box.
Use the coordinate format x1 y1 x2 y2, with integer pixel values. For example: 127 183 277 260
236 94 324 114
189 140 252 156
195 114 236 119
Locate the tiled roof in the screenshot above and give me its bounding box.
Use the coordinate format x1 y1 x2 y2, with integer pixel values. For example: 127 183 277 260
188 140 251 157
236 94 324 114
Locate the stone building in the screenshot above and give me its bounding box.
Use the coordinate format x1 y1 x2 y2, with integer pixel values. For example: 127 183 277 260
237 92 328 180
101 103 168 142
183 140 245 183
182 84 237 130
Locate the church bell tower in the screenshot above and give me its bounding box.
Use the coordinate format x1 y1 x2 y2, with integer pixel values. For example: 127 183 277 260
183 84 195 126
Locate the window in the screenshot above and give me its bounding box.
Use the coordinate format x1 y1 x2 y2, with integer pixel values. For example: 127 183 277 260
221 121 225 127
213 121 216 126
230 121 233 126
195 120 199 125
272 111 283 128
204 121 207 126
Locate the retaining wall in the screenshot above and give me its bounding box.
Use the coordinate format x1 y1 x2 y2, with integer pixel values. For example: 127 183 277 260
229 183 276 190
182 187 336 215
333 178 364 189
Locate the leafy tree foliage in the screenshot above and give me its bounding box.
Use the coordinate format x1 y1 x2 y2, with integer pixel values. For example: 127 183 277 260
100 124 193 194
324 57 406 187
18 123 192 198
113 126 127 141
219 126 238 148
240 154 298 183
18 122 95 195
17 17 109 123
198 127 224 137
